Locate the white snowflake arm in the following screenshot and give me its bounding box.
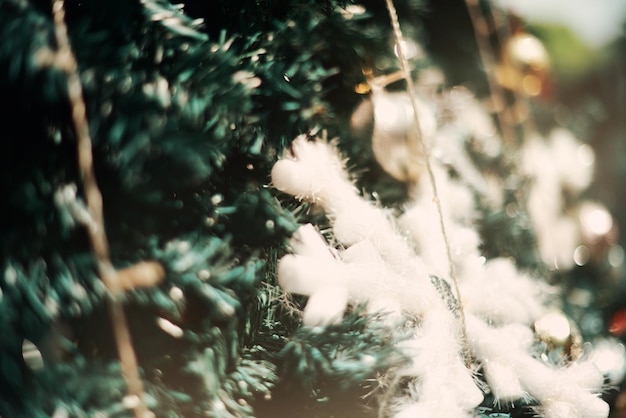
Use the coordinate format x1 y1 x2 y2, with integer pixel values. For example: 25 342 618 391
271 135 608 418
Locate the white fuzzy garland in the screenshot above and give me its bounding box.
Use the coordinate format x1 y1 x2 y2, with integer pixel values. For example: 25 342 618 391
521 128 596 270
271 135 608 418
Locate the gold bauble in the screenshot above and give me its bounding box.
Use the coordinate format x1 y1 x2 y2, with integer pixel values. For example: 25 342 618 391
506 33 550 72
369 90 436 182
497 33 550 97
534 311 583 361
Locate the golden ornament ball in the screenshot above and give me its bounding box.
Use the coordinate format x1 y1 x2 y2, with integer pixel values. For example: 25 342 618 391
533 310 583 361
497 32 550 97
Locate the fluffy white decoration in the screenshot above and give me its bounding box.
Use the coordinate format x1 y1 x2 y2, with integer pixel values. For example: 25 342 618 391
563 361 606 391
460 258 548 325
333 204 393 247
272 136 608 418
302 286 349 326
413 162 478 223
398 312 484 412
271 134 350 203
541 399 608 418
277 254 347 295
521 128 596 270
434 86 502 203
290 223 336 259
482 361 525 401
467 314 607 418
550 128 594 192
588 337 626 384
434 127 490 199
393 401 469 418
399 203 481 277
446 86 499 144
340 240 381 264
518 357 608 418
273 138 481 415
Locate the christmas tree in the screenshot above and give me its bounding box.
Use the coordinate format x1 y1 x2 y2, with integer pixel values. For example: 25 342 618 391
1 0 625 417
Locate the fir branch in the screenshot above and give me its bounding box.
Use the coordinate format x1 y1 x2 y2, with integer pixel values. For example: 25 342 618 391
277 307 406 400
140 0 207 41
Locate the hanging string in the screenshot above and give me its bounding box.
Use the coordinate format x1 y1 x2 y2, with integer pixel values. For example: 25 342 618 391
383 0 471 366
49 1 152 416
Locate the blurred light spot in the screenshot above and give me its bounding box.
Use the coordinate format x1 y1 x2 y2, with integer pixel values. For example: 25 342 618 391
509 34 549 70
5 266 17 285
573 245 590 266
217 300 235 317
580 311 604 335
577 144 595 166
233 70 261 89
608 245 624 268
100 101 113 117
522 74 542 96
567 286 593 307
361 354 376 366
211 194 223 205
535 311 571 345
71 283 87 299
394 40 421 60
157 317 184 338
354 82 371 94
212 399 227 412
582 205 613 237
169 286 184 301
52 406 69 418
122 394 141 409
554 105 572 126
505 202 519 217
339 5 366 19
22 339 44 371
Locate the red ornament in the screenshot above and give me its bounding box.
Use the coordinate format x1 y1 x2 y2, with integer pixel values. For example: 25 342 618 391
609 310 626 336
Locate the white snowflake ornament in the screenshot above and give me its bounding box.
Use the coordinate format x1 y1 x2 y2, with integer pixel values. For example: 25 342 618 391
272 135 608 418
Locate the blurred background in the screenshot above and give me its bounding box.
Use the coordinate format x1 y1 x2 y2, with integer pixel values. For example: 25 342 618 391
423 1 626 413
425 0 626 242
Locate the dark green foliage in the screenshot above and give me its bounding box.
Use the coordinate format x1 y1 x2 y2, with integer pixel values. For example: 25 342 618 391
258 308 407 418
278 309 406 394
3 0 619 416
0 0 421 416
477 196 543 272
